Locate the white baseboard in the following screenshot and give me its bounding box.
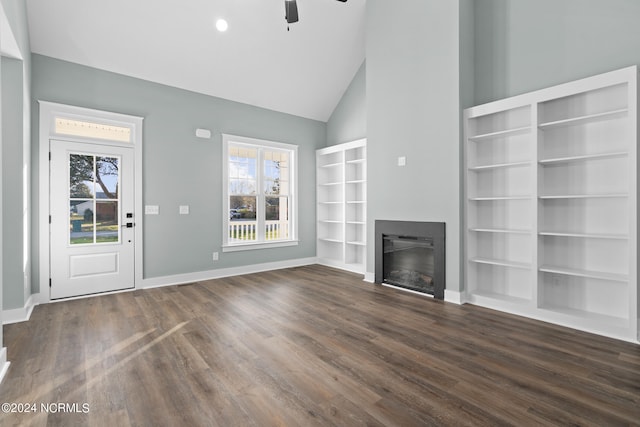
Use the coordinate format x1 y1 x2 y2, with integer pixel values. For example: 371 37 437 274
3 293 42 325
0 348 9 384
142 257 318 289
444 289 465 305
363 272 374 283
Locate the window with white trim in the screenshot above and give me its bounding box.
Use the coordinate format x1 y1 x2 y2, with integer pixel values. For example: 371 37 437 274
222 134 298 251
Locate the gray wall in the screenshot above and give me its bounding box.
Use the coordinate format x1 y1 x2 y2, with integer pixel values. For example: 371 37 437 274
326 61 366 145
474 0 640 105
365 0 461 291
31 54 325 290
2 0 30 312
1 6 4 342
2 57 24 309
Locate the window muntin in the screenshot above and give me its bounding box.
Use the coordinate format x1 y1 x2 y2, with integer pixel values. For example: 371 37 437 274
224 135 297 249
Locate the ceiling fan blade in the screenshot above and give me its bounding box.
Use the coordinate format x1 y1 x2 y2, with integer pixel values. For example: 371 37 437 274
285 0 299 24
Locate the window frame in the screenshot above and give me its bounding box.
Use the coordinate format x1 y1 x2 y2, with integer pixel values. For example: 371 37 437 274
222 134 299 252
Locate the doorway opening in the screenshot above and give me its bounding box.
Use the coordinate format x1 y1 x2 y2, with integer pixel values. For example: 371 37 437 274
39 102 143 301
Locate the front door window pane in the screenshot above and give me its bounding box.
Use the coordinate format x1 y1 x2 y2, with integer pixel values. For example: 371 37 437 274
68 153 121 245
96 156 119 197
70 154 95 198
96 201 119 243
70 200 94 244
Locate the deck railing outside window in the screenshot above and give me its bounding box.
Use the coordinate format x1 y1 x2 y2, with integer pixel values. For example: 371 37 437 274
228 220 289 242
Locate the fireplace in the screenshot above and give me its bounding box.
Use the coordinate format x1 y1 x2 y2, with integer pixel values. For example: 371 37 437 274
375 220 445 299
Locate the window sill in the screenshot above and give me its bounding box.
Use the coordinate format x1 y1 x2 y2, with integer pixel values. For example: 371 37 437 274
222 240 299 253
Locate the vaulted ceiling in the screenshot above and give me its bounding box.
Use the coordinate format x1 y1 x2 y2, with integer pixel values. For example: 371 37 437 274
25 0 366 122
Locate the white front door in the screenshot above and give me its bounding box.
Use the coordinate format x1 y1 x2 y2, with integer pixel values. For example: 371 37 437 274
50 139 135 299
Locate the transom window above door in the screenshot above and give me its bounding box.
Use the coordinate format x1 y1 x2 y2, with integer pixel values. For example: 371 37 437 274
55 117 132 143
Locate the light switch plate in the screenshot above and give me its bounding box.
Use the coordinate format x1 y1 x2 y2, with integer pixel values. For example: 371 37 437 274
179 205 189 215
397 156 407 166
145 205 159 215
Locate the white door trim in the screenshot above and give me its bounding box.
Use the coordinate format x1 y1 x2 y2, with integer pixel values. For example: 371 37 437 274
38 101 144 303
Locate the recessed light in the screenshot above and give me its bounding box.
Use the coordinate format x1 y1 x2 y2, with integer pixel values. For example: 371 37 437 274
216 18 228 32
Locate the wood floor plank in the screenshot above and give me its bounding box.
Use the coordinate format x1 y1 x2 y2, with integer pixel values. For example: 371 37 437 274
1 264 639 426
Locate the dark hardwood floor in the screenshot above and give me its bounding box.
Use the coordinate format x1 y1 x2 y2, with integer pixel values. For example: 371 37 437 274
1 265 639 426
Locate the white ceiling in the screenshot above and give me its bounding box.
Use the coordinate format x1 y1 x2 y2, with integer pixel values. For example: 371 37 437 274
25 0 366 122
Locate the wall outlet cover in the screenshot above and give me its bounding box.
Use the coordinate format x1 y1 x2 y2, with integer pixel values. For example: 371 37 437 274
145 205 160 215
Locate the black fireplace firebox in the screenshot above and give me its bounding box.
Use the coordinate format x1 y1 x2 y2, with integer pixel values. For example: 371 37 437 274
375 220 445 299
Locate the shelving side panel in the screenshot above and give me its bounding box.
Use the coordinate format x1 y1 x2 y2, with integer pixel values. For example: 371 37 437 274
539 235 629 278
345 144 366 162
467 199 533 231
468 133 532 168
467 105 532 138
467 166 532 199
539 157 628 197
317 182 344 205
316 149 344 168
317 162 344 185
538 83 628 125
467 262 533 302
468 231 532 266
317 239 345 263
539 115 629 160
539 271 629 322
539 197 628 236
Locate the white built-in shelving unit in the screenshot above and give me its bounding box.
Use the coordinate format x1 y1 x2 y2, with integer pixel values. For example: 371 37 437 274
316 139 367 274
464 66 638 343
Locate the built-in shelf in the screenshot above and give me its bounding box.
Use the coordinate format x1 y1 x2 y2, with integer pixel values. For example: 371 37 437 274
539 265 628 283
317 139 367 274
538 108 628 130
464 66 638 343
468 126 531 142
539 152 628 165
468 161 531 171
469 227 531 235
539 193 628 200
319 238 343 244
539 231 628 240
538 305 628 327
468 290 531 306
321 162 342 168
469 196 532 201
469 257 531 270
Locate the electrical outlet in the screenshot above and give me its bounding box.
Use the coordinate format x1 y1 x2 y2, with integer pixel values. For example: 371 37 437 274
212 252 219 261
